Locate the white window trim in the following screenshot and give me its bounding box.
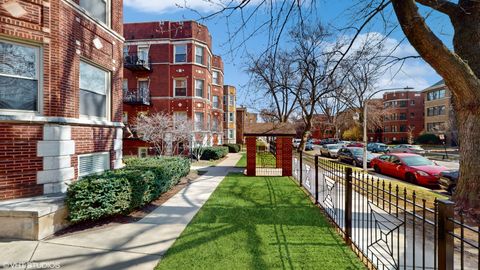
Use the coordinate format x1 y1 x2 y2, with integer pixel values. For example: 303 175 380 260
195 45 205 65
79 58 111 121
194 79 204 98
173 78 188 97
174 44 188 64
0 38 43 116
78 151 110 178
138 147 148 158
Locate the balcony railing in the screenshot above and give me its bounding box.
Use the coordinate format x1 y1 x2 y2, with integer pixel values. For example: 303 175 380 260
123 88 151 105
123 52 152 71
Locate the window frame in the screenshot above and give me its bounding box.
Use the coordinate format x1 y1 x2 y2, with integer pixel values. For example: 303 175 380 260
0 38 42 115
78 0 111 28
213 95 219 108
212 71 220 85
79 59 111 121
195 79 204 98
173 78 187 97
174 44 187 63
194 112 205 131
195 45 204 65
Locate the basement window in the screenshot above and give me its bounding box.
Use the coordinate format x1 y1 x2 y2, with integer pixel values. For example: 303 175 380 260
78 152 110 177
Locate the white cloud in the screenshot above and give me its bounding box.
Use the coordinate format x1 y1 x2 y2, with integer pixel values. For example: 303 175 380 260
124 0 237 14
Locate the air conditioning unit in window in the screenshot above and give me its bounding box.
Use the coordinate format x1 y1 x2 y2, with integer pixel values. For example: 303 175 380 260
78 152 110 177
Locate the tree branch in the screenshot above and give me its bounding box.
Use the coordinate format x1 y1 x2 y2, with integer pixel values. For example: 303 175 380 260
414 0 460 16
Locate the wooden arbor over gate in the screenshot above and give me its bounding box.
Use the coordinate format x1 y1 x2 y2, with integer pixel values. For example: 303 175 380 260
244 122 296 177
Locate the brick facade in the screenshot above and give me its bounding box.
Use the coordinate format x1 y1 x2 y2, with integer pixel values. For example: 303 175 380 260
122 21 224 157
0 0 124 200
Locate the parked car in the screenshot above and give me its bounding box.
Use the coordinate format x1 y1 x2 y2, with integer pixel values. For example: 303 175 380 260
367 143 390 153
346 142 364 147
337 147 375 167
388 144 426 155
439 170 459 195
320 144 341 158
293 139 301 148
305 142 314 151
311 138 322 145
370 153 448 186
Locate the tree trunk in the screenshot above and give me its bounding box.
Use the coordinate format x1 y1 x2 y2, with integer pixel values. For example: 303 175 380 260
298 118 312 151
454 107 480 216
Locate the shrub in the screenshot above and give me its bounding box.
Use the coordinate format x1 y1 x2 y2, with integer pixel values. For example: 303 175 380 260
197 146 228 160
66 157 190 223
224 144 241 153
416 133 441 145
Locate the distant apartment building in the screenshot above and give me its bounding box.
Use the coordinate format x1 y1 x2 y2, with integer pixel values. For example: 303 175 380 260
422 81 458 146
236 106 257 144
381 90 425 143
223 85 237 144
122 21 224 156
0 0 124 200
306 114 334 140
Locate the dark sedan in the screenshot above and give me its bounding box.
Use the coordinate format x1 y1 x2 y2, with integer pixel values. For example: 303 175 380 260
337 147 375 168
439 170 459 195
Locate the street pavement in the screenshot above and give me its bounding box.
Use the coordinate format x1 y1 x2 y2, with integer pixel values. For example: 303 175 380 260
0 153 243 270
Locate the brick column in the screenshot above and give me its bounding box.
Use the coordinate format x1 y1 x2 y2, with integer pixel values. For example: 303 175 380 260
246 136 256 176
276 137 283 168
282 136 293 176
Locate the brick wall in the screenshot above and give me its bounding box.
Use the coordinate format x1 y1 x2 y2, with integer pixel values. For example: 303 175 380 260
0 124 43 200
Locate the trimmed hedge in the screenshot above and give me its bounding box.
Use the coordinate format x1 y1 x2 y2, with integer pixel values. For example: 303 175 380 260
66 157 190 223
416 133 441 145
196 146 228 160
224 144 241 153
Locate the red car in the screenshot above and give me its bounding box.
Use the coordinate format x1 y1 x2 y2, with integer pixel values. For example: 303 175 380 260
370 153 448 186
346 142 364 147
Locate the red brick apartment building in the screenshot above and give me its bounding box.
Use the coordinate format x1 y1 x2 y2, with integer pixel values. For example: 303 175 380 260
122 21 225 157
380 90 425 143
0 0 124 200
310 114 334 140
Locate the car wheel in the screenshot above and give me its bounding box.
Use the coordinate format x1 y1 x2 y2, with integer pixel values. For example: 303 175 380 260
406 173 418 184
373 165 381 173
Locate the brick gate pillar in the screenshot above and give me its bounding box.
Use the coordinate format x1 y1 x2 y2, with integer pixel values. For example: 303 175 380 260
246 136 256 176
276 137 283 168
282 136 293 176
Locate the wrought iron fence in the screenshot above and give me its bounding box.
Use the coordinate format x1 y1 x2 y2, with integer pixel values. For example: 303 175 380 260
292 151 479 270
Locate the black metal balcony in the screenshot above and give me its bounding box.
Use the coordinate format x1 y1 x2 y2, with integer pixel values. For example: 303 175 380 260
123 88 151 105
123 52 152 71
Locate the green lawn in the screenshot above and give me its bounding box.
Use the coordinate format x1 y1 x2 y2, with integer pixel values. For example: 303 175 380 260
235 152 277 168
156 173 365 270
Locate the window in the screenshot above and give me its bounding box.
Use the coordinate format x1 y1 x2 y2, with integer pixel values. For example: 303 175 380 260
228 129 234 139
195 112 204 130
391 126 397 132
79 60 109 119
229 95 234 106
138 148 148 158
399 113 407 120
410 113 415 118
400 125 407 132
212 118 219 131
79 0 109 25
195 46 204 65
78 152 110 177
208 85 211 100
122 79 128 91
173 111 187 126
122 112 128 124
212 71 219 85
229 112 234 122
213 96 219 108
0 40 40 112
207 54 211 70
195 79 204 97
427 122 445 132
427 89 446 101
427 105 446 116
410 100 415 106
137 46 149 63
207 114 211 130
174 79 187 96
398 100 407 107
175 45 187 63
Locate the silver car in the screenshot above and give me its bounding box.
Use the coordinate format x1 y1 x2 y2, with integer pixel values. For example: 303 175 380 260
320 144 341 158
388 144 426 155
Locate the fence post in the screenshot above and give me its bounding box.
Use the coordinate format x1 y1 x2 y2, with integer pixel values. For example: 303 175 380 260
344 167 353 245
314 155 319 204
437 200 455 270
299 150 303 187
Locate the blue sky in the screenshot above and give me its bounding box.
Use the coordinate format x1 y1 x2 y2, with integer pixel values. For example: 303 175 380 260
123 1 451 111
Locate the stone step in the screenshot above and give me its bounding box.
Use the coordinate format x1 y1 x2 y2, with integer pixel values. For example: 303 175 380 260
0 193 68 240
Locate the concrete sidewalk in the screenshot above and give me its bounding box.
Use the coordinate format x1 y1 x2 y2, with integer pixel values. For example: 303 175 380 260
0 153 242 270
